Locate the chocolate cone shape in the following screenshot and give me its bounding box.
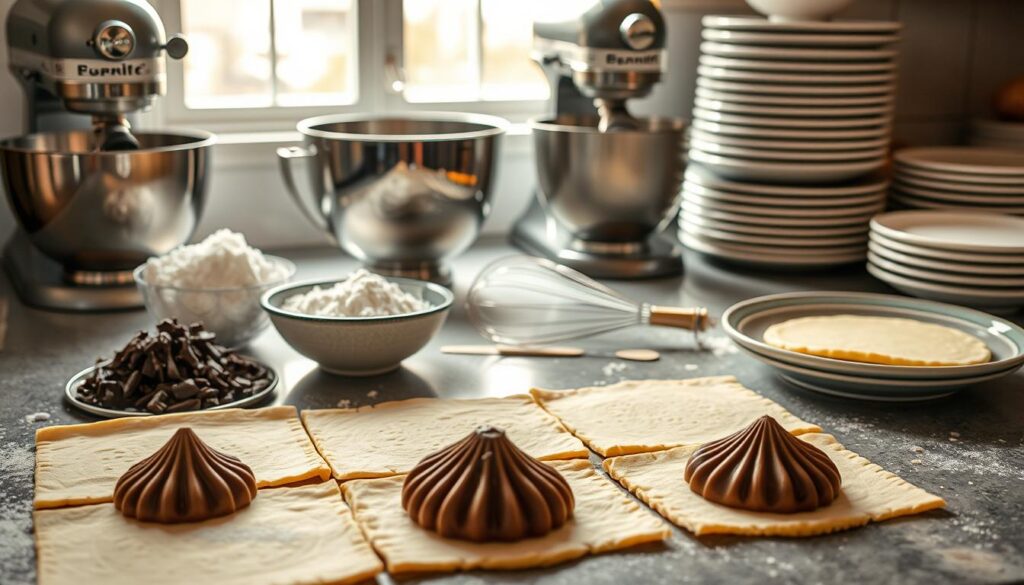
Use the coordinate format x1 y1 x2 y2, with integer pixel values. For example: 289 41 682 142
402 426 575 542
684 415 841 513
113 427 257 523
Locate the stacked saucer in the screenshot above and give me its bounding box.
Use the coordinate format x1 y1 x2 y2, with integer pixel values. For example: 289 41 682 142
689 15 900 185
969 119 1024 149
891 147 1024 215
680 165 887 268
868 210 1024 312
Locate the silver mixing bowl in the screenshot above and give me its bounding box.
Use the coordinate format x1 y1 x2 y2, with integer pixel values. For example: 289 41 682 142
531 115 686 244
277 112 506 284
0 130 214 274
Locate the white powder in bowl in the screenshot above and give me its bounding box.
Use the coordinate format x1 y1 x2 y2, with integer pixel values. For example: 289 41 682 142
144 229 288 289
283 270 428 317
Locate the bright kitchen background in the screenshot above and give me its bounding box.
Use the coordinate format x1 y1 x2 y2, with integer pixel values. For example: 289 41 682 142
0 0 1022 249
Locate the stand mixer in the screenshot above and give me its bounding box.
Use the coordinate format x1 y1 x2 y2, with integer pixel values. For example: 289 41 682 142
511 0 686 279
1 0 212 311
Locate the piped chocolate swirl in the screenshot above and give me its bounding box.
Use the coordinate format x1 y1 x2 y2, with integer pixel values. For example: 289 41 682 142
113 427 258 523
684 415 841 513
401 426 574 542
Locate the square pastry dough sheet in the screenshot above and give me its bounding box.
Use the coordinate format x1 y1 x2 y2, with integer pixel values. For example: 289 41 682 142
531 376 821 457
35 482 383 585
341 459 670 573
302 396 588 480
35 406 331 509
604 433 946 537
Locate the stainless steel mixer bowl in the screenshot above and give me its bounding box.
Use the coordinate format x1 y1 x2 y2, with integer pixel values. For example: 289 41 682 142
278 112 506 283
531 115 686 244
0 130 214 273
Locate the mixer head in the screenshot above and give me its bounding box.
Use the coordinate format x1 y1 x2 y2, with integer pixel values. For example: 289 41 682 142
6 0 189 149
532 0 666 131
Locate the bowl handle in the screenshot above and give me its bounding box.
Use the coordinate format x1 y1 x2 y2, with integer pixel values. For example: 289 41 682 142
277 145 337 242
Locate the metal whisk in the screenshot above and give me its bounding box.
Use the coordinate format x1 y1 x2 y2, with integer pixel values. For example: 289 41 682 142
466 256 713 346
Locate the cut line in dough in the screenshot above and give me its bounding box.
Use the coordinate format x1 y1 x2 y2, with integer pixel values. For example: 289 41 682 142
763 315 991 366
35 482 383 585
604 433 946 537
302 396 589 480
341 459 671 573
35 406 330 509
530 376 821 457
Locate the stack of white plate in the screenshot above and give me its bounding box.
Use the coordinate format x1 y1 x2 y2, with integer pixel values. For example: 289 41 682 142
891 146 1024 215
688 16 900 185
680 165 887 268
969 118 1024 149
868 210 1024 312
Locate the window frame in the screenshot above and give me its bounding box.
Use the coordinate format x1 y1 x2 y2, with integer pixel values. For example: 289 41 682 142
151 0 548 135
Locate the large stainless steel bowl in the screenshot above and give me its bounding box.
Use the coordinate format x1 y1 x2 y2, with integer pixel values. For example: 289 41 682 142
0 130 214 272
531 115 686 244
277 112 506 283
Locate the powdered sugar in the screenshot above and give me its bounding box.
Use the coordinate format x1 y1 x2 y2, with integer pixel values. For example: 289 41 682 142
144 229 288 289
283 270 428 317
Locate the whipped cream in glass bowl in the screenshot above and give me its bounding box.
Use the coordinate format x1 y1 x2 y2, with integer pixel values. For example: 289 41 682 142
134 230 295 347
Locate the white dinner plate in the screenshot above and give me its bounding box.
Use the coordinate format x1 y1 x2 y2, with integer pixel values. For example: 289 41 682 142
697 75 896 96
696 64 897 85
689 127 889 152
683 221 868 247
867 252 1024 287
683 190 885 217
896 173 1024 195
692 118 891 140
692 106 889 129
685 163 889 196
867 264 1024 311
893 182 1024 205
867 241 1024 276
690 137 887 162
688 148 885 184
683 211 870 237
682 232 866 267
702 16 902 34
701 29 899 47
868 232 1024 265
871 210 1024 253
699 54 897 74
701 41 898 62
685 182 884 207
895 147 1024 176
695 85 896 107
683 200 877 227
694 96 892 119
896 163 1024 186
890 193 1024 216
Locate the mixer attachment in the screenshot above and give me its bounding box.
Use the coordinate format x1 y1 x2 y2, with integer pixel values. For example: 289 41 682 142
93 116 141 151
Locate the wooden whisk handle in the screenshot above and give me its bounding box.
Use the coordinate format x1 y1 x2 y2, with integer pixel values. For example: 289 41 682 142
648 306 712 332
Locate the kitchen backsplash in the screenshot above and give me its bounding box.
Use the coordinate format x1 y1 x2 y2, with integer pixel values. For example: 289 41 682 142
0 0 1021 249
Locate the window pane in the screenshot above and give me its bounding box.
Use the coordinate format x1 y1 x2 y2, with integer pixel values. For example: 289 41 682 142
181 0 273 109
274 0 357 107
480 0 547 101
402 0 478 103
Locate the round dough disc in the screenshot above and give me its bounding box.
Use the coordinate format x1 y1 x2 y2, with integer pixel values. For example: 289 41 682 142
763 315 991 366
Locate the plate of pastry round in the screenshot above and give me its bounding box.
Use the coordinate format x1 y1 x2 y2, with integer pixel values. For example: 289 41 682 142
683 212 870 237
894 147 1024 176
685 164 889 196
682 200 877 228
700 41 898 62
867 264 1024 312
690 138 887 162
723 290 1024 382
688 148 886 184
692 107 889 129
893 181 1024 204
681 232 867 267
699 54 898 74
694 96 893 119
695 85 896 107
64 360 279 419
701 16 902 34
697 65 896 85
868 241 1024 276
896 173 1024 195
683 221 867 247
697 75 895 96
871 210 1024 253
685 180 885 206
868 252 1024 287
692 118 890 140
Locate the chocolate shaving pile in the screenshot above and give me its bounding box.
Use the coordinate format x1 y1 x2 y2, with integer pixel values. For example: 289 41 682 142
76 319 272 414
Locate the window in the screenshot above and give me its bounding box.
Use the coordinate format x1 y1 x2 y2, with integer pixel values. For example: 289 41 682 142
158 0 600 130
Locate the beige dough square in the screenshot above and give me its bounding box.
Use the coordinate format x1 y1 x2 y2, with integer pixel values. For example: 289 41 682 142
35 482 383 585
35 406 331 509
302 396 588 480
603 433 946 537
530 376 821 456
341 459 670 573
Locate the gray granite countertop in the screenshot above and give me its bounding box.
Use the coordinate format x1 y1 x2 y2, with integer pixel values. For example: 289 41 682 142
2 238 1022 585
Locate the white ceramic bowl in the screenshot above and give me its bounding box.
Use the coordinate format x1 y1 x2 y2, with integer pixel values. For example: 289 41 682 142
134 256 296 348
746 0 854 22
261 277 453 376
